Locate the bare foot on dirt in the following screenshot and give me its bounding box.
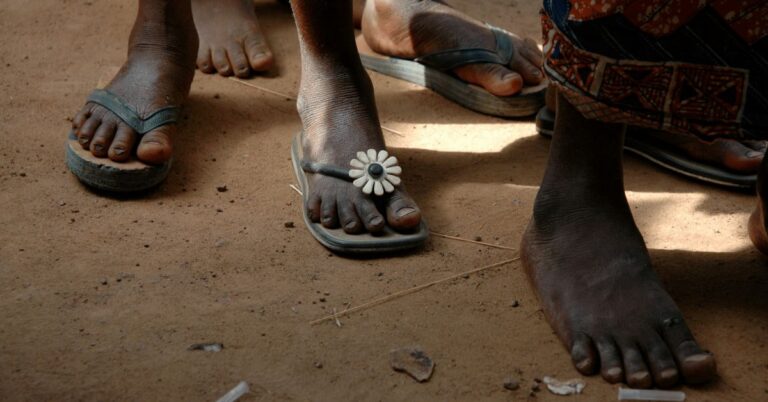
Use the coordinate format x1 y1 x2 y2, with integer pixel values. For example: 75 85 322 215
357 0 544 96
192 0 275 77
71 0 197 165
522 93 717 388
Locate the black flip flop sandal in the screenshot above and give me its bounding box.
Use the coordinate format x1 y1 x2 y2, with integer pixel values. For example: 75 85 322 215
535 107 756 189
356 24 546 118
66 89 178 193
290 132 429 254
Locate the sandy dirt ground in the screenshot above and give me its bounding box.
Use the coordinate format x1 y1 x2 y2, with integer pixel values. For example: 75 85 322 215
1 1 767 401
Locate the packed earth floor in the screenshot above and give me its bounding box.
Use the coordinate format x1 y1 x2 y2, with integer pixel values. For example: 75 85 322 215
1 0 766 401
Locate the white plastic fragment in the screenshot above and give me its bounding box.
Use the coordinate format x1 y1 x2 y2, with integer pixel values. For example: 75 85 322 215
542 376 586 395
618 388 686 401
215 381 250 402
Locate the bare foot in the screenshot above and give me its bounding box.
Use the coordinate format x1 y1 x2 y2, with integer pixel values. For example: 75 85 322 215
358 0 544 96
749 156 768 254
192 0 275 77
522 93 717 388
71 0 197 165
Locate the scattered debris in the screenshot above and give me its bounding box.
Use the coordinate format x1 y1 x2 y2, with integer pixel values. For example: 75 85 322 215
100 278 108 286
215 381 249 402
58 201 66 207
511 300 520 308
390 347 434 382
314 361 323 369
284 221 295 228
542 376 586 396
216 185 228 192
473 236 483 242
503 378 520 391
531 382 541 392
215 239 228 248
618 388 685 401
188 342 224 352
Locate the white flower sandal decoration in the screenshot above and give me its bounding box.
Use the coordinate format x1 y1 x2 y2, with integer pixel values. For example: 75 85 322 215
290 132 428 254
349 149 402 196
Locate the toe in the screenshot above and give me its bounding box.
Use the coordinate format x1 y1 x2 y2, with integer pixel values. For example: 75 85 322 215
197 46 216 74
570 332 599 375
357 197 386 233
643 334 680 388
385 191 422 232
520 37 544 68
307 193 322 223
337 197 364 234
244 34 275 72
137 125 174 165
77 115 101 149
89 121 116 158
595 338 624 383
212 47 233 76
619 342 653 389
72 108 90 130
454 63 523 96
510 55 545 86
227 45 252 78
718 139 763 173
660 319 717 384
320 195 339 229
108 124 137 162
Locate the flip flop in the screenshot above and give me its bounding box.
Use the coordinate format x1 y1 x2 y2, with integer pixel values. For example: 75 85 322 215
535 107 757 189
356 24 547 118
66 89 178 193
290 132 429 254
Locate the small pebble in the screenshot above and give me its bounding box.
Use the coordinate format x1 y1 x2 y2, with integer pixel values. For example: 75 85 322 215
216 185 227 192
503 378 520 391
58 201 66 207
314 362 323 369
531 382 540 392
473 236 483 242
284 221 295 228
100 278 108 285
511 300 520 308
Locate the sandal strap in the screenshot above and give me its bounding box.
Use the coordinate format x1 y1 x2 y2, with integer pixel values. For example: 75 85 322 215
301 160 352 182
87 89 181 135
414 23 515 71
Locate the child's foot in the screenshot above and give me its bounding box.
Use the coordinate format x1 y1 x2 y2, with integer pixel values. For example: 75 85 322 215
71 1 198 165
192 0 275 77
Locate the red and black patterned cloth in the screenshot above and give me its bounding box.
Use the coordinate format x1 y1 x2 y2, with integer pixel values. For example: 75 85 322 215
542 0 768 139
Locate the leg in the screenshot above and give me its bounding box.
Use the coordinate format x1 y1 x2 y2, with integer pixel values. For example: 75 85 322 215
521 93 717 387
192 0 275 77
749 156 768 253
292 0 422 234
71 0 197 164
355 0 544 96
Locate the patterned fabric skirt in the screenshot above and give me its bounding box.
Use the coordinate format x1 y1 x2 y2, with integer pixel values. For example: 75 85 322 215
541 0 768 140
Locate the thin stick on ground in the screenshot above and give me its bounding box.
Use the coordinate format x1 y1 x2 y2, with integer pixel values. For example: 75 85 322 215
289 184 302 196
228 77 297 100
381 125 405 137
430 231 516 251
310 257 519 326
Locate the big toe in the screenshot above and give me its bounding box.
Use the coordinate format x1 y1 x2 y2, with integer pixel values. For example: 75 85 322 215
385 191 422 231
244 35 275 72
679 346 717 384
454 63 523 96
137 126 174 165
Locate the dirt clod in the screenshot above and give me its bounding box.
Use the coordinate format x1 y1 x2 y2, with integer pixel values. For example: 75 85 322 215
390 347 434 383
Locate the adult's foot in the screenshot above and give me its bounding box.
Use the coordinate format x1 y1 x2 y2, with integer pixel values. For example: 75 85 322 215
357 0 544 97
521 94 717 388
298 64 422 234
749 156 768 254
71 0 197 165
192 0 275 77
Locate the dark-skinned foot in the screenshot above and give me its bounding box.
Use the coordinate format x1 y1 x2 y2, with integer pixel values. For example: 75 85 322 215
749 155 768 254
298 64 422 234
358 0 544 96
192 0 275 77
71 1 197 165
521 93 717 388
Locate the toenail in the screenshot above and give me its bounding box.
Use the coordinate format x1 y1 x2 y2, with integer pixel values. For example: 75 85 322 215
630 372 650 382
79 137 89 144
605 367 622 378
662 317 682 327
747 150 762 158
396 207 417 217
660 368 678 379
370 216 384 226
114 148 125 156
345 221 358 230
575 359 592 371
93 144 103 151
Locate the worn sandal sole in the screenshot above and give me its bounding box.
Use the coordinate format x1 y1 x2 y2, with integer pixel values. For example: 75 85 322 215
356 35 546 118
535 107 756 189
66 132 172 193
290 132 429 254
